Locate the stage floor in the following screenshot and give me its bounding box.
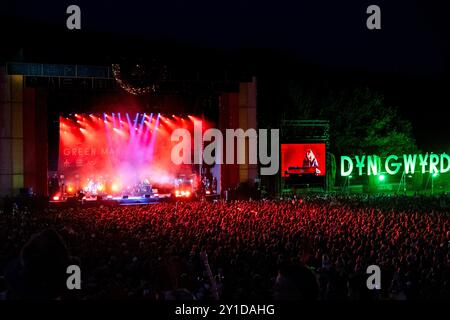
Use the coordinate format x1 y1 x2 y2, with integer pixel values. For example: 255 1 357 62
50 194 172 207
106 195 163 205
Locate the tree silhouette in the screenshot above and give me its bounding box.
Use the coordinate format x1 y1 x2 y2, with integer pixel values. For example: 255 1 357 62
287 83 417 156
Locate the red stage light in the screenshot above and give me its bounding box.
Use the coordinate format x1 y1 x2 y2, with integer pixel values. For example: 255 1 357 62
53 195 60 201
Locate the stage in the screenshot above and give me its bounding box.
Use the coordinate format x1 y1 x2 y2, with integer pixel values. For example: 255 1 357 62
50 194 171 207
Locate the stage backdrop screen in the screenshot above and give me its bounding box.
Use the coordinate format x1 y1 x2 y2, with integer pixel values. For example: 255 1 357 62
57 113 206 191
281 143 326 177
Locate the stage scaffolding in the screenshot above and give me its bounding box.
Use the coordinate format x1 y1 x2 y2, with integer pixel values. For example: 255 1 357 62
278 119 331 196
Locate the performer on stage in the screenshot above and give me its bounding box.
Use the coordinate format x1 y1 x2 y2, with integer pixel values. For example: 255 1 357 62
302 149 321 175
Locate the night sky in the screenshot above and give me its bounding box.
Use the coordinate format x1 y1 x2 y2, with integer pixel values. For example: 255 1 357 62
2 0 450 150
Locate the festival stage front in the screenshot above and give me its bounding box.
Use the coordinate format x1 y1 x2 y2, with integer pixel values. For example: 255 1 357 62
49 112 228 203
50 194 168 207
1 63 258 199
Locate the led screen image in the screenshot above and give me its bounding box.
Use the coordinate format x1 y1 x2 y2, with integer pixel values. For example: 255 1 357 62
281 143 326 177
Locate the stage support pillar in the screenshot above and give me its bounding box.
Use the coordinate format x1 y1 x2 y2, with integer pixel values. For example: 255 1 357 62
0 65 48 197
219 77 258 195
0 66 24 196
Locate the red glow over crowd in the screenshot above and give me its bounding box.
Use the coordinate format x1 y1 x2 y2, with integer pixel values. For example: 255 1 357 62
1 195 450 300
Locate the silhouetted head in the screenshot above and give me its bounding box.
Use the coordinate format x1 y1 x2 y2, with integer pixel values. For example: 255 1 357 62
5 229 70 299
274 264 319 300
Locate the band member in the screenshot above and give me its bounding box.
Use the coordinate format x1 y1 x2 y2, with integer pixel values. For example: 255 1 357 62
302 149 321 175
212 177 217 194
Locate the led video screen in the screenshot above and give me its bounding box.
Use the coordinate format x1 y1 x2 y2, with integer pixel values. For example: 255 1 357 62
281 143 326 177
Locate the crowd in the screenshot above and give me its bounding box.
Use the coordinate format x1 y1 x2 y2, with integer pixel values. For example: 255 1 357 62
1 195 450 300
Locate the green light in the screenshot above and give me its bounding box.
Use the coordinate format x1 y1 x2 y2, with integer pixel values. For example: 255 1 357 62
432 172 439 178
349 175 352 179
378 174 385 182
